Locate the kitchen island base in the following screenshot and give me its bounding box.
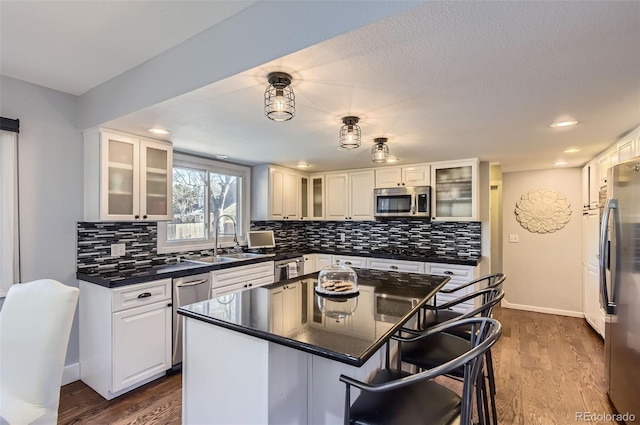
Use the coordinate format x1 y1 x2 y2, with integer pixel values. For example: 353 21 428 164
182 317 384 425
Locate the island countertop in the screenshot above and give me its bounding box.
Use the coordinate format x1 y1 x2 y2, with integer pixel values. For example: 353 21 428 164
178 268 450 367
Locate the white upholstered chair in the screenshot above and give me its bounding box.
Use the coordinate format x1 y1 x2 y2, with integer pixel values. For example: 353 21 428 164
0 279 79 424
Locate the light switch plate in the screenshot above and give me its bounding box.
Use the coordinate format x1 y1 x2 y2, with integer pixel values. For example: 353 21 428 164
111 243 126 257
508 234 520 243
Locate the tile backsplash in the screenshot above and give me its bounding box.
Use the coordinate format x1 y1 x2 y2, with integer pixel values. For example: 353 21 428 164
77 219 481 272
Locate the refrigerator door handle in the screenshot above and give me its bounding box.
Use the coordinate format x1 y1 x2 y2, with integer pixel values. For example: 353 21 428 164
599 198 618 315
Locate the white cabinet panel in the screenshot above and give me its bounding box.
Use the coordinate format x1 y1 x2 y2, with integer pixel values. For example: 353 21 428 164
316 254 332 271
112 301 171 392
332 255 368 268
252 165 304 220
368 258 424 274
374 165 430 188
325 170 374 221
431 159 478 221
84 129 172 221
425 262 478 313
303 254 316 275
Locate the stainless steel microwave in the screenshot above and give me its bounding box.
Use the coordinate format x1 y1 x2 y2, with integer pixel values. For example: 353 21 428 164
374 186 431 218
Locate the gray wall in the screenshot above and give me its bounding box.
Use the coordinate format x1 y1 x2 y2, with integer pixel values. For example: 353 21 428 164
0 75 83 365
502 168 583 315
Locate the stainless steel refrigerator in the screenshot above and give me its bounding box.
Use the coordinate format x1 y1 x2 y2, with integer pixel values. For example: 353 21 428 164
600 156 640 419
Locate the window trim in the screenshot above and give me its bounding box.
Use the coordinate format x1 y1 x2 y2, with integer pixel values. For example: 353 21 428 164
157 152 251 255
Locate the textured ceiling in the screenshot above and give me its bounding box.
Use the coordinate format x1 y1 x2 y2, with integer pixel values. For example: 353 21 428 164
2 1 639 172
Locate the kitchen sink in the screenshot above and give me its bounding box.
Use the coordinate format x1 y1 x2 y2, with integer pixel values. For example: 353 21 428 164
183 256 238 265
220 252 266 260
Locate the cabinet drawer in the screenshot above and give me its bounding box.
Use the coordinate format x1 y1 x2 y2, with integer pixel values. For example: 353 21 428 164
211 261 274 288
426 263 474 280
333 255 367 268
112 279 171 312
368 259 424 274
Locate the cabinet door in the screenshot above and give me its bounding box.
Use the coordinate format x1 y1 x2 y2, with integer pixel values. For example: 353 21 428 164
270 169 286 219
402 165 430 187
325 174 349 220
368 259 424 274
333 255 368 268
581 166 590 210
270 288 284 334
349 170 375 220
300 176 309 220
588 163 599 209
283 283 301 336
101 132 140 220
431 160 478 221
617 138 635 163
310 175 325 219
303 255 316 275
112 301 171 392
139 139 172 221
316 255 332 271
283 172 299 219
374 167 402 188
350 286 375 339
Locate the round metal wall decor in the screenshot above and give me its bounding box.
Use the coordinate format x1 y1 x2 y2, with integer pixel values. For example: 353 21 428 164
515 189 572 233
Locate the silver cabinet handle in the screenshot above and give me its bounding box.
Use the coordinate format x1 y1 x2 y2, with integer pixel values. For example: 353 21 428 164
390 265 398 270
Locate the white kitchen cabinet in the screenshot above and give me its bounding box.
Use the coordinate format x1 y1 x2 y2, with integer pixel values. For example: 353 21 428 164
332 255 368 268
368 258 425 274
325 170 375 220
583 210 605 336
581 165 590 211
83 129 173 221
430 159 479 221
374 164 430 188
270 282 301 336
303 254 316 275
211 261 274 294
316 254 332 271
80 278 172 400
588 161 599 210
424 263 479 313
252 165 305 220
349 285 375 339
309 174 325 220
617 136 637 163
597 151 615 188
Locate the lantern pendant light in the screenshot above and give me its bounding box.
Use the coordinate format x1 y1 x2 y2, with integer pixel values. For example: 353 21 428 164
339 116 361 149
371 137 390 163
264 72 295 121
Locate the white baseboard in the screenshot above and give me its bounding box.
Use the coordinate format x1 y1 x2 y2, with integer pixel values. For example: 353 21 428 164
501 300 584 318
62 362 80 386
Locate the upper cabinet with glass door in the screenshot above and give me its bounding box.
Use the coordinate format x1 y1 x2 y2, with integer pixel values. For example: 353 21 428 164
430 159 478 221
83 129 173 221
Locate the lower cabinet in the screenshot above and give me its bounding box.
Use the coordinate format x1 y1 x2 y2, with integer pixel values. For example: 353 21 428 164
80 279 172 400
315 254 332 271
303 254 316 275
368 258 425 274
270 282 301 336
332 255 368 268
424 263 479 313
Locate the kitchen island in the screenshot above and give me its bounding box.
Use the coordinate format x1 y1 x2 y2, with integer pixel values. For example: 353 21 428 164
178 268 449 425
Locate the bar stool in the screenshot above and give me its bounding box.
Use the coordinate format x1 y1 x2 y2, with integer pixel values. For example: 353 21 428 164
398 286 505 425
339 317 502 425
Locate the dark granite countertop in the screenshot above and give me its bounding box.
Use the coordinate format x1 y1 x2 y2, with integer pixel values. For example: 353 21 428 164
77 249 479 288
178 268 450 366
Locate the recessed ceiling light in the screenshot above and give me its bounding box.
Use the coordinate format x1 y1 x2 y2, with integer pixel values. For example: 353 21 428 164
214 154 229 160
554 160 568 166
148 128 170 135
296 162 311 168
550 120 578 128
563 148 581 154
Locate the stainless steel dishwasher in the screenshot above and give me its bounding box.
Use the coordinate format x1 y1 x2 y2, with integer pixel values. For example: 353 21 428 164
172 273 211 366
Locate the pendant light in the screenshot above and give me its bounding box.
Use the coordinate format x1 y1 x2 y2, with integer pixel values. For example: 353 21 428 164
264 72 295 121
371 137 390 163
339 116 361 149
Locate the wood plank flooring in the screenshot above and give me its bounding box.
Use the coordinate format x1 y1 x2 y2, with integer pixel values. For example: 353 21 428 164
58 306 616 424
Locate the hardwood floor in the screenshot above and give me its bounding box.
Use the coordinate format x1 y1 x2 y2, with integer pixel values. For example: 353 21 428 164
58 306 616 424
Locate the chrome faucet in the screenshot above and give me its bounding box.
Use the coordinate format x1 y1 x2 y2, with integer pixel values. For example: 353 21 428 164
213 214 238 258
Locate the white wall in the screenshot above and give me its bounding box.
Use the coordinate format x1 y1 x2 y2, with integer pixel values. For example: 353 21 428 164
502 168 583 316
0 75 83 367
